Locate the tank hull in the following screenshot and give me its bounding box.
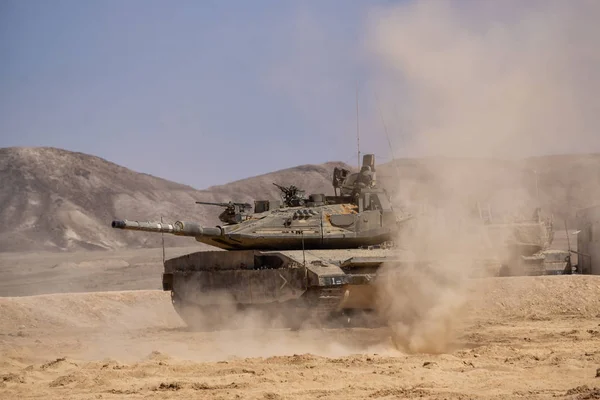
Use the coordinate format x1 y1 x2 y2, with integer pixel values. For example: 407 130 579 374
163 249 391 329
161 249 501 330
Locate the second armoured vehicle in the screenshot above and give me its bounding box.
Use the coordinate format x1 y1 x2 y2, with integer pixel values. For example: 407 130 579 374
477 205 555 276
111 154 417 329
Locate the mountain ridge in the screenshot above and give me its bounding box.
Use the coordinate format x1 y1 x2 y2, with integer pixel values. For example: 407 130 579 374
2 146 599 253
0 146 351 252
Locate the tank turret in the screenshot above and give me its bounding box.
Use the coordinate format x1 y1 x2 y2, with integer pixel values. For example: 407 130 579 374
111 154 410 251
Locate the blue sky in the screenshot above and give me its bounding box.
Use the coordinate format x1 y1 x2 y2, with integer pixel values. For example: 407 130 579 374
1 0 400 188
2 0 598 189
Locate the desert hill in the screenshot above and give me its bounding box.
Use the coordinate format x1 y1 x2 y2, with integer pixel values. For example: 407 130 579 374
205 161 349 199
1 146 599 253
0 147 349 252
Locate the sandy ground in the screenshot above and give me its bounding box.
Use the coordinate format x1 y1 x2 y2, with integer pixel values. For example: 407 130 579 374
0 235 596 400
1 271 600 399
0 246 201 297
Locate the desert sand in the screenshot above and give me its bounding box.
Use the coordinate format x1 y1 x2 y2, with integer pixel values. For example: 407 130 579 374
1 251 600 400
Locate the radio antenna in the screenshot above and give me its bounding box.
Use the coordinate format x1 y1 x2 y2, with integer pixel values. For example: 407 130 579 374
356 82 361 169
161 215 166 264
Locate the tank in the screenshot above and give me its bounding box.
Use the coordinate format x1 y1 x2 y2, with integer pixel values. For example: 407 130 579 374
111 154 417 329
478 205 555 276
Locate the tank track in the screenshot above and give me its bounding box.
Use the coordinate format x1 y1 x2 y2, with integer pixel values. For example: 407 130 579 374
306 287 346 320
303 286 384 328
304 286 386 328
171 286 352 331
170 283 387 331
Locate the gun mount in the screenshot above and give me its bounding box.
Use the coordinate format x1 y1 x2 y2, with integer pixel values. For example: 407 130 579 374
273 183 306 207
195 200 253 224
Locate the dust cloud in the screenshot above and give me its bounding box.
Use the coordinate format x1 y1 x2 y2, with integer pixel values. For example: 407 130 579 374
168 288 398 360
364 0 599 354
374 209 486 354
80 288 395 363
78 294 397 362
366 0 600 159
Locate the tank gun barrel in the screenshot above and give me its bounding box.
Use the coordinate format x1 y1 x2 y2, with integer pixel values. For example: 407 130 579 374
111 219 222 237
195 201 251 208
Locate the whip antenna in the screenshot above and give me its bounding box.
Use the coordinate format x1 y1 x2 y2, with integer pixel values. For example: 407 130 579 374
564 219 571 255
356 82 361 169
161 215 166 264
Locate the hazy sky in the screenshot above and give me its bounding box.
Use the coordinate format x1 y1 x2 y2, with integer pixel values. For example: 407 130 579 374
1 0 395 188
2 0 598 189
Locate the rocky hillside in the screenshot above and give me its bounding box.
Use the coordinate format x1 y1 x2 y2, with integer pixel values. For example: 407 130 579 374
1 147 599 253
0 147 348 252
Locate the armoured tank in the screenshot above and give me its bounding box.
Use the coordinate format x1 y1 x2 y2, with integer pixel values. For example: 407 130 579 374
111 154 417 329
477 205 554 276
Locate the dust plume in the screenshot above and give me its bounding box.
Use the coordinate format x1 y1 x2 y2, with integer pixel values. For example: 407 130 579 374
81 287 396 363
365 0 600 159
374 210 485 354
162 288 396 361
364 0 600 353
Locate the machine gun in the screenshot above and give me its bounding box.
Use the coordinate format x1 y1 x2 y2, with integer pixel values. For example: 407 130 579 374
273 183 306 207
332 167 351 196
195 201 253 225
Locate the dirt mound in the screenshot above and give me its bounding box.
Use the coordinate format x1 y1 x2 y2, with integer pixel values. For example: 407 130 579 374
469 275 600 319
0 290 179 332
